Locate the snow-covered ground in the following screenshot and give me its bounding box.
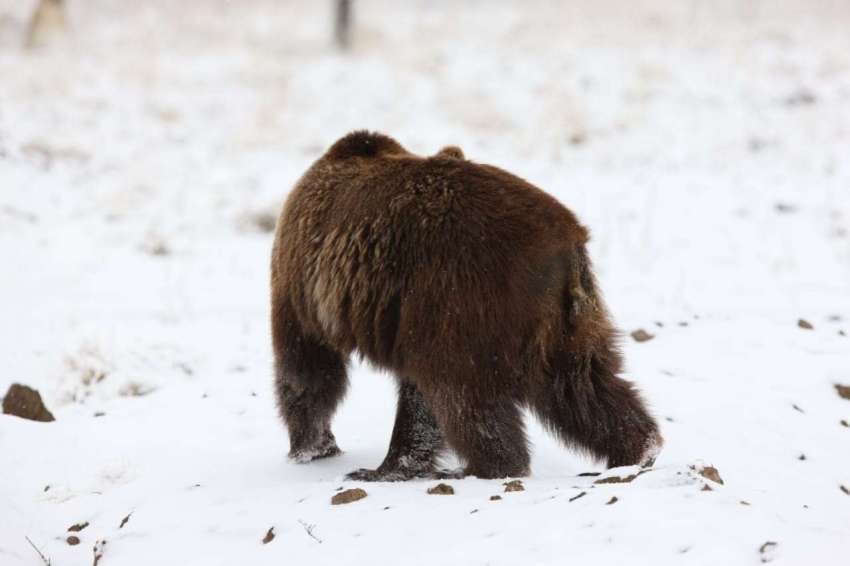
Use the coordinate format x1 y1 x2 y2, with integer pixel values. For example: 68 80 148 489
1 0 849 564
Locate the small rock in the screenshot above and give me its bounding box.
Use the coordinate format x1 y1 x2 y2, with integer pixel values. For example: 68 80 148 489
68 521 89 532
118 513 131 529
834 384 850 400
740 500 751 506
490 495 502 501
840 485 849 496
792 404 805 413
262 527 275 544
2 383 55 422
841 420 849 428
503 480 524 492
331 488 367 505
695 465 724 485
427 483 455 495
605 496 619 504
66 535 80 546
798 454 806 461
630 329 654 343
701 484 713 492
797 319 813 330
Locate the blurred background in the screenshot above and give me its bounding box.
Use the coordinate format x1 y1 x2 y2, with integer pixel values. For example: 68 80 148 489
1 3 849 564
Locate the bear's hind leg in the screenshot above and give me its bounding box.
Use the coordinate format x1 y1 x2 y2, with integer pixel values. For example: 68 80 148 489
347 379 444 481
532 338 662 469
272 297 348 463
430 386 530 479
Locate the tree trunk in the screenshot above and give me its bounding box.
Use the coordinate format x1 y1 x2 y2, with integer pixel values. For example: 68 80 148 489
25 0 66 49
334 0 352 50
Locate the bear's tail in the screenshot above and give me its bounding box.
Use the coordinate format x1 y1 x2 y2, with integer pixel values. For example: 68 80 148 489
527 244 663 467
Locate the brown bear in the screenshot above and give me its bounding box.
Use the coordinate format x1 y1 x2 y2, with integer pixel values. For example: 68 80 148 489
270 131 662 480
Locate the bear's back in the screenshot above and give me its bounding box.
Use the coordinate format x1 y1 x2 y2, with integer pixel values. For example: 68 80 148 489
273 133 587 379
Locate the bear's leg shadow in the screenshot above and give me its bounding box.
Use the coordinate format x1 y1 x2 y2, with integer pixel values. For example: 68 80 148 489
346 379 444 481
428 384 530 479
531 338 662 469
272 298 348 463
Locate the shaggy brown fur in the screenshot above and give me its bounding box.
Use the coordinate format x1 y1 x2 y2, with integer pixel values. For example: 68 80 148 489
270 131 662 480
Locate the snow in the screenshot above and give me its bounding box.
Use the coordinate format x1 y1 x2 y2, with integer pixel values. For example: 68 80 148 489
1 0 849 564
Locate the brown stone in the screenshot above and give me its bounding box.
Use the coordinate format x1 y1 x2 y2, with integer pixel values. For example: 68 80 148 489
696 465 724 485
331 488 367 505
2 384 54 422
630 329 655 343
427 483 455 495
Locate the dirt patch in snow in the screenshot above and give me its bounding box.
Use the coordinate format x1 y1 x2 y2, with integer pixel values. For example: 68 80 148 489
595 469 651 484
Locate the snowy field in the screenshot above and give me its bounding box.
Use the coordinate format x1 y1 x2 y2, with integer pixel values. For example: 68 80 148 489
1 0 849 564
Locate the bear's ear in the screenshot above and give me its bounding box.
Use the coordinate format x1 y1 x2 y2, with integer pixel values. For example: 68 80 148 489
325 131 406 159
435 145 464 160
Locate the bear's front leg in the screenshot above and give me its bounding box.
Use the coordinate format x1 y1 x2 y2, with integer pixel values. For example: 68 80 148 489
347 380 444 481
